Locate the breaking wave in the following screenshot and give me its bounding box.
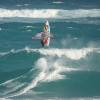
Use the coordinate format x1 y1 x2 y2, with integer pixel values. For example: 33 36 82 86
0 47 99 60
0 49 80 98
0 47 100 98
0 8 100 19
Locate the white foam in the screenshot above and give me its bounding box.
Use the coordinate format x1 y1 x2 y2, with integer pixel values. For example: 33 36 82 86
0 98 12 100
14 57 74 95
0 69 33 98
24 4 30 6
19 54 81 96
67 27 73 29
42 61 78 82
0 8 100 19
25 47 98 60
0 49 14 57
16 4 23 7
24 25 33 28
0 49 20 57
13 58 59 94
52 1 64 4
0 79 14 86
16 4 30 7
0 48 24 57
18 58 48 95
0 47 99 60
26 29 32 32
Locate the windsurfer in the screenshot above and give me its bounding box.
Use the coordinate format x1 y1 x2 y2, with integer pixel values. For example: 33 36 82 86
41 21 49 46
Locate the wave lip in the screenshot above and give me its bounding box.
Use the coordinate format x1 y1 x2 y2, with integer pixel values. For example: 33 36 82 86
0 8 100 19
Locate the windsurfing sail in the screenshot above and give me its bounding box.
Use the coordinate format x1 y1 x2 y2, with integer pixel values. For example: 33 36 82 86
32 32 51 40
44 20 50 33
32 32 44 40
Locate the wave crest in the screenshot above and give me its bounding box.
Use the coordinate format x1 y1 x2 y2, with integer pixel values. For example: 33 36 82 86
0 8 100 19
0 47 99 60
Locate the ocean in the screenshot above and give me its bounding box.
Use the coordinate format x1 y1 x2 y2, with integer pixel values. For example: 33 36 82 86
0 0 100 100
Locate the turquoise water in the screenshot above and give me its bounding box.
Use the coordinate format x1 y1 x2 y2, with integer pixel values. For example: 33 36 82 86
0 0 100 100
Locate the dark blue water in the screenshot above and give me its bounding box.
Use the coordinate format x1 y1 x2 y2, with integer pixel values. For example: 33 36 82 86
0 0 100 100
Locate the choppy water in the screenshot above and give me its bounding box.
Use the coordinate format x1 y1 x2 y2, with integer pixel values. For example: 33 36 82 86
0 0 100 100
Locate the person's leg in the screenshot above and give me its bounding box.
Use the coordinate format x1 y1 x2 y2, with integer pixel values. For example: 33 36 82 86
41 40 44 47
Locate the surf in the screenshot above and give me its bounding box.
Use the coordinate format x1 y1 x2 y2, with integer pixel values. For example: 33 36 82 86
0 47 100 98
0 8 100 19
0 47 100 60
